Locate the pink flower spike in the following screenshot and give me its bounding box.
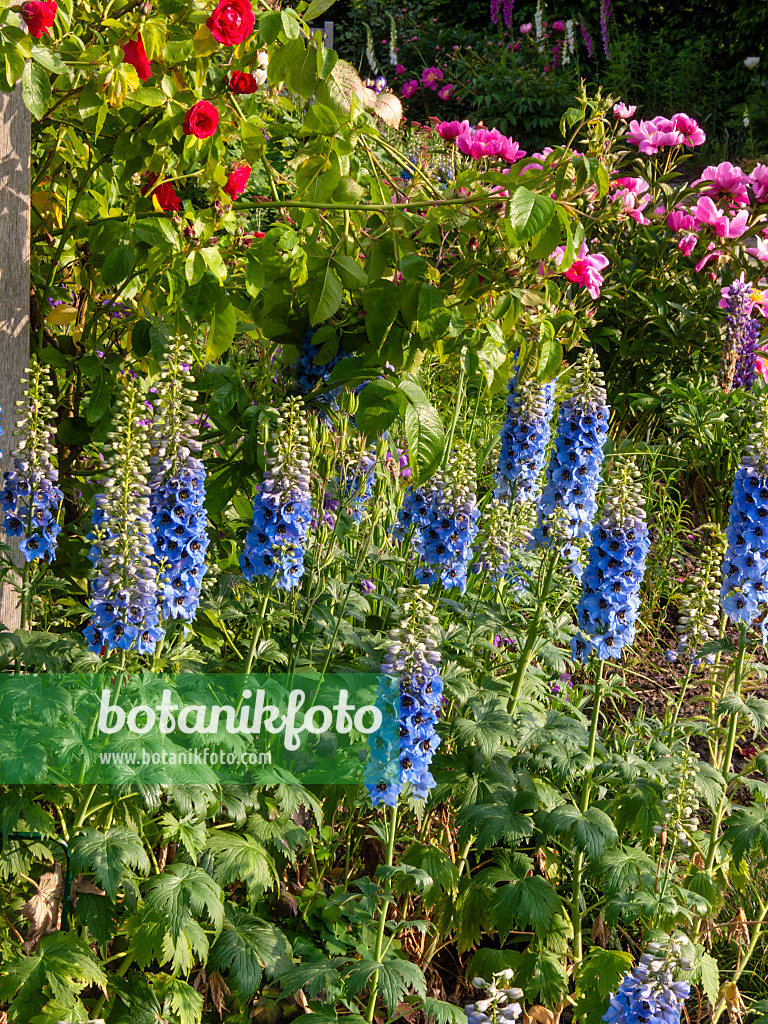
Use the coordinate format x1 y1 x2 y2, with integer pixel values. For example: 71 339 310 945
613 102 637 119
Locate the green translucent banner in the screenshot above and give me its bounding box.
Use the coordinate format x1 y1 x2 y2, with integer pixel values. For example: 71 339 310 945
0 671 399 785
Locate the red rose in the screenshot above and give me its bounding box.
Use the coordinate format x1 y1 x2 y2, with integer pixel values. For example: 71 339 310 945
20 0 57 38
182 101 219 139
229 70 259 94
206 0 254 45
122 35 152 82
224 164 251 201
142 173 181 212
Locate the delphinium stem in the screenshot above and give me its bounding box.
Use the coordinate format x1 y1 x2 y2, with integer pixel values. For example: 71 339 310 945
366 802 399 1023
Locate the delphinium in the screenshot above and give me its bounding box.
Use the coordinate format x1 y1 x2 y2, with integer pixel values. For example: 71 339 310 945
719 279 757 392
413 441 480 594
571 458 650 662
339 445 377 524
364 585 442 805
604 937 692 1024
293 327 346 394
391 480 440 546
148 341 209 623
240 397 312 590
533 350 609 576
472 498 536 590
85 379 163 655
651 751 700 851
465 970 524 1024
495 372 557 503
666 524 726 665
720 391 768 634
1 359 63 562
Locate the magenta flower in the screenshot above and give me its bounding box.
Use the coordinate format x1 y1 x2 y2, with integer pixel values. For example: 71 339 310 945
612 102 636 119
678 233 698 256
520 147 553 174
498 135 526 162
436 118 470 140
695 242 725 273
696 161 751 207
438 83 456 100
750 165 768 203
359 579 376 594
552 241 610 299
670 112 706 148
552 19 565 29
395 63 405 73
746 231 768 262
667 207 697 234
401 79 419 98
421 66 444 89
625 117 683 155
609 175 651 224
456 127 506 159
520 21 532 32
693 196 749 238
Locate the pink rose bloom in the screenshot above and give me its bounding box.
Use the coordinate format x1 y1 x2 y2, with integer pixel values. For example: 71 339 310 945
693 196 747 238
552 242 610 300
750 164 768 203
520 147 553 174
401 79 419 98
421 66 444 89
678 233 698 256
670 112 706 148
626 117 683 155
610 176 651 224
667 207 697 234
520 22 532 33
395 63 405 73
438 84 456 100
436 118 470 141
457 127 506 159
746 235 768 262
498 135 526 162
696 161 750 207
552 19 565 29
613 102 637 119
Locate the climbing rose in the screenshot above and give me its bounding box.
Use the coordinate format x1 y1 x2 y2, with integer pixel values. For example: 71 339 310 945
229 70 259 93
206 0 255 45
182 101 219 138
122 35 152 82
20 0 57 38
224 164 251 201
142 174 181 213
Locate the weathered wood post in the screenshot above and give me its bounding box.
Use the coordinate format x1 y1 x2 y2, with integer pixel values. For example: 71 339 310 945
0 82 31 631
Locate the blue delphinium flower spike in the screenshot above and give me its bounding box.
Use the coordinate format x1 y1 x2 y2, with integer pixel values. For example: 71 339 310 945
149 342 209 623
241 397 312 590
86 380 163 655
0 360 63 562
365 585 442 806
571 457 650 661
495 368 557 503
534 349 609 575
604 937 692 1024
341 446 377 524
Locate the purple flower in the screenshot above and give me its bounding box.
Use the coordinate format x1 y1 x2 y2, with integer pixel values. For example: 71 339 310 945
360 579 376 594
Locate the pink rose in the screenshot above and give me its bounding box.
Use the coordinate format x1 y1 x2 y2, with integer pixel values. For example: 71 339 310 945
552 242 609 299
395 63 406 74
520 22 532 33
750 164 768 203
436 119 470 141
696 161 750 207
612 102 636 119
552 20 565 29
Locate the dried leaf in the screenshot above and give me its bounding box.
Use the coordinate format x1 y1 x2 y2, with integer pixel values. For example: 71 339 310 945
727 908 750 947
525 1006 558 1024
591 913 610 947
21 863 63 950
209 971 231 1018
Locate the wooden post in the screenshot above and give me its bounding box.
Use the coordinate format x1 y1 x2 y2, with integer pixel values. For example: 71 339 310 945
322 20 334 50
0 82 31 631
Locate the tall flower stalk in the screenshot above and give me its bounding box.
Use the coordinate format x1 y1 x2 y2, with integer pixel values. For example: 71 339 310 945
241 397 312 590
85 379 163 656
720 279 758 392
1 359 63 564
495 371 557 503
604 938 692 1024
149 340 209 623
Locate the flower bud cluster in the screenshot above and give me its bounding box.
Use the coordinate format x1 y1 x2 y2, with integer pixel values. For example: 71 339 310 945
365 586 442 806
533 350 609 575
149 341 209 622
604 937 692 1024
0 360 63 562
495 370 557 503
666 524 725 664
465 970 524 1024
571 458 650 662
472 500 536 591
85 380 163 655
241 397 312 590
652 753 700 847
721 392 768 634
412 442 480 594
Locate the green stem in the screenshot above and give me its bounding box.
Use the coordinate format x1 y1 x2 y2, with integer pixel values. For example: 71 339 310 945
73 784 98 830
366 803 398 1023
91 951 134 1018
441 357 467 468
670 660 694 726
245 590 271 675
507 551 558 712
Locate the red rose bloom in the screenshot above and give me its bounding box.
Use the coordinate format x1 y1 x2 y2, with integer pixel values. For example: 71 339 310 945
182 101 219 139
142 173 181 212
224 164 251 201
20 0 57 38
122 35 152 82
229 70 259 94
206 0 254 45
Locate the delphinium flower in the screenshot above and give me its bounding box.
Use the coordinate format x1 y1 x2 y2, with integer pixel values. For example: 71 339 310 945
666 524 726 664
719 279 757 392
495 369 557 503
339 446 377 524
651 751 700 848
604 937 692 1024
85 380 163 655
148 342 209 623
413 441 480 594
293 327 346 394
1 360 63 562
720 391 768 633
465 971 524 1024
391 477 440 546
472 498 536 589
533 350 609 575
571 458 650 662
599 0 611 58
240 397 312 590
364 585 442 805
